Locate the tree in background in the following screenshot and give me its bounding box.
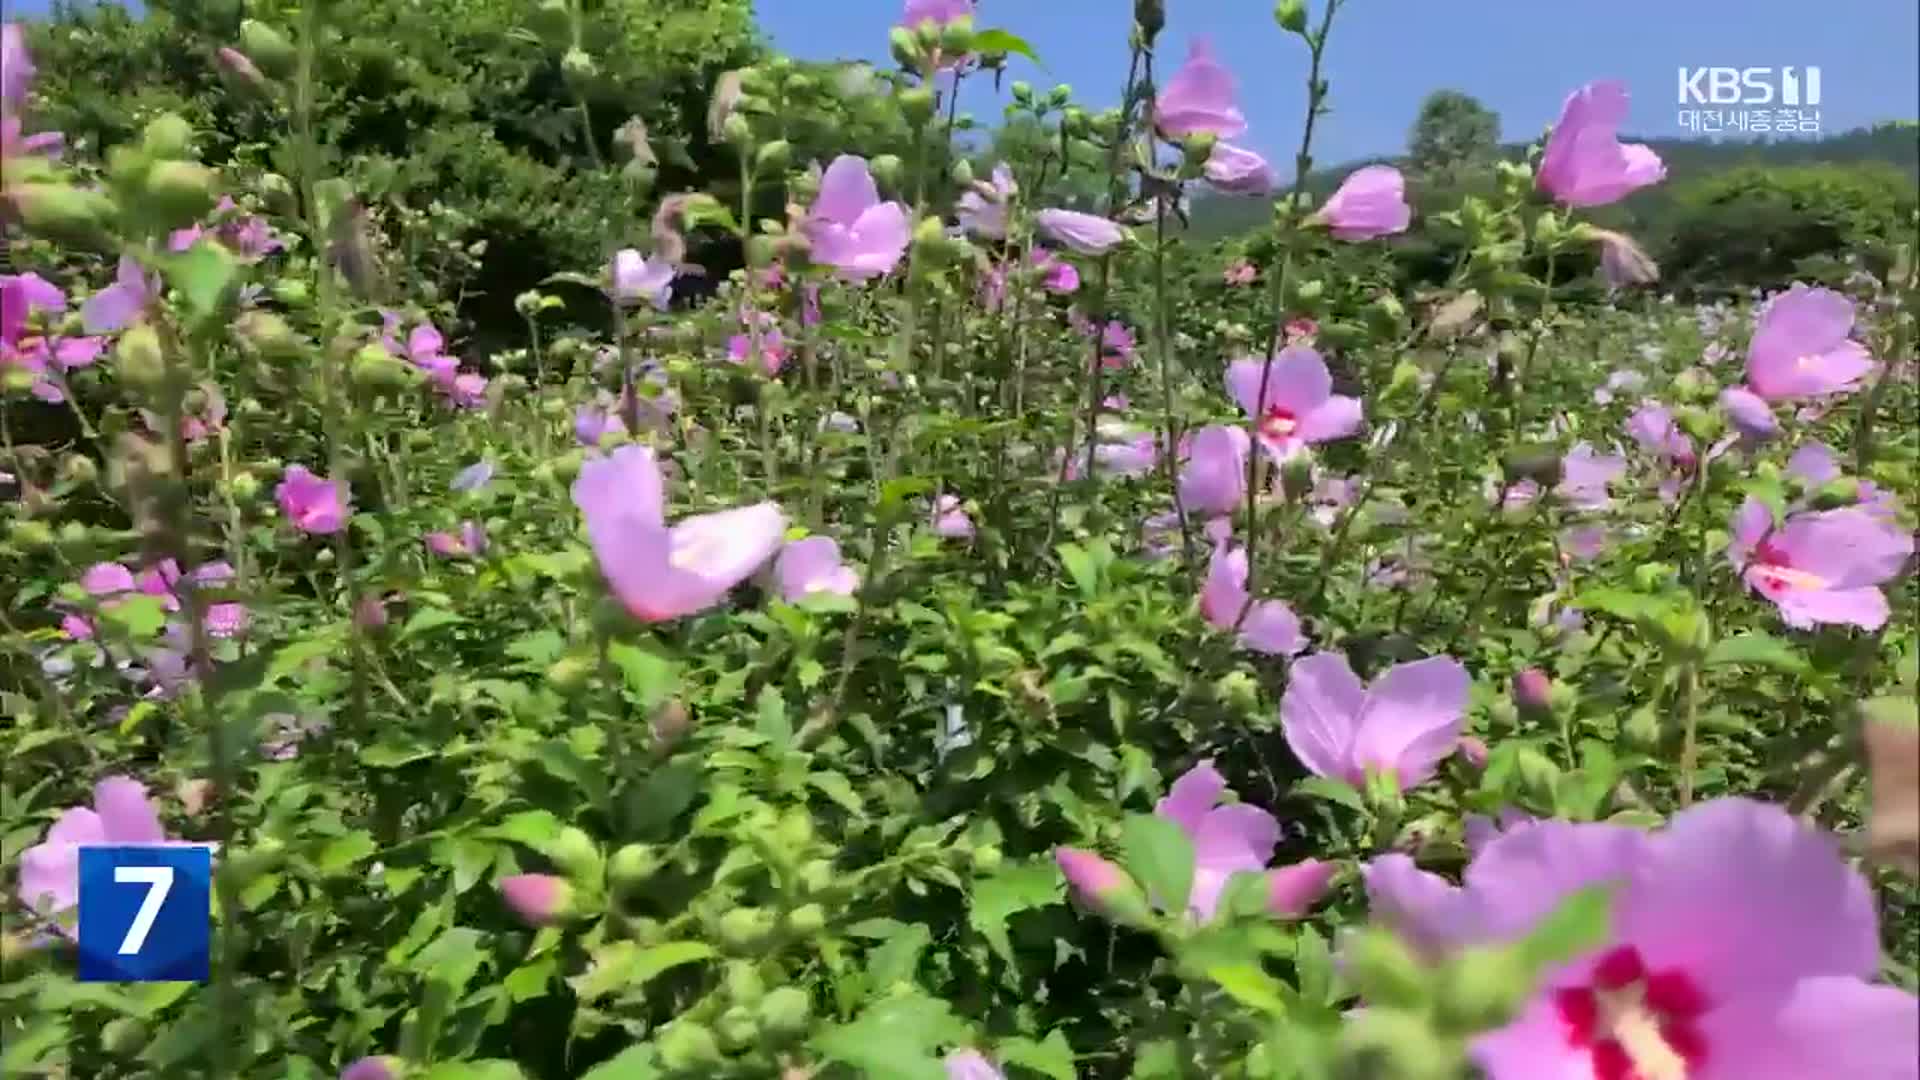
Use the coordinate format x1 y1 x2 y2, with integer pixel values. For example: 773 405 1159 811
1404 89 1499 189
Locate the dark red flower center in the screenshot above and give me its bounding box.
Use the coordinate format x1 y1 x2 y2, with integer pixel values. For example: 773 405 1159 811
1259 405 1298 443
1554 946 1709 1080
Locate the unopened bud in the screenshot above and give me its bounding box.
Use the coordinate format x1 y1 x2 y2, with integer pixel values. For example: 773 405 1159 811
608 843 661 889
58 454 99 489
949 158 975 187
938 17 975 57
900 86 936 127
757 986 811 1036
239 20 297 80
1280 455 1315 502
1010 80 1033 103
717 906 778 951
1133 0 1165 38
1515 746 1560 803
215 47 271 96
547 826 601 882
1512 668 1552 719
657 1022 723 1071
235 311 302 359
498 873 576 927
544 654 592 692
1274 0 1309 33
141 113 195 160
784 902 827 936
754 139 790 171
888 27 922 70
16 183 116 246
528 0 574 50
144 161 218 227
970 844 1003 874
1345 930 1429 1010
1366 293 1406 336
651 699 691 752
1622 707 1662 753
116 325 167 392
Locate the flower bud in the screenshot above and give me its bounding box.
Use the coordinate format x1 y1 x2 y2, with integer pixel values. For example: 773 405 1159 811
1532 211 1563 249
1054 847 1148 925
888 27 922 69
349 344 417 390
546 826 601 882
949 158 975 187
1010 80 1033 103
1511 668 1552 720
215 47 271 97
339 1055 405 1080
754 139 791 171
717 1005 760 1051
723 960 766 1006
235 311 303 360
144 161 218 227
969 844 1003 874
239 20 297 80
721 111 753 148
650 699 691 753
899 86 936 127
756 986 811 1037
1675 404 1718 443
15 183 117 246
141 113 196 160
116 325 167 392
1622 706 1662 753
1265 859 1335 917
227 469 261 503
1332 1008 1457 1080
560 48 599 92
527 0 575 50
1134 0 1165 38
1432 945 1535 1034
796 858 836 896
10 520 55 550
1456 735 1490 770
1273 0 1309 33
939 17 975 57
1670 368 1711 403
1345 929 1429 1010
718 906 778 952
1366 293 1406 337
544 654 592 693
498 873 575 927
1181 131 1219 169
784 902 827 936
657 1022 724 1072
1515 746 1560 803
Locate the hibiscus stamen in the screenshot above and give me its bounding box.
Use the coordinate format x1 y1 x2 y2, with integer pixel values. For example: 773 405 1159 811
1555 946 1707 1080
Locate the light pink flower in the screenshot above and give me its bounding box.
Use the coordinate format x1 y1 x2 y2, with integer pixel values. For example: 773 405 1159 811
609 248 674 310
1155 761 1331 922
774 536 859 601
2 23 35 106
1557 442 1626 511
1223 260 1256 286
1176 424 1250 517
943 1049 1006 1080
1719 385 1779 441
1226 346 1364 461
1536 80 1666 207
1204 143 1274 196
80 255 159 335
1154 37 1246 139
1055 847 1131 915
1280 652 1470 790
932 494 974 539
425 520 487 560
1199 541 1306 657
18 777 168 924
1728 497 1912 631
498 873 573 927
1314 165 1411 241
276 465 349 535
1745 286 1874 402
1784 441 1901 521
339 1057 404 1080
1366 799 1919 1080
956 163 1014 240
1594 228 1659 288
572 445 784 621
899 0 973 30
1035 209 1125 255
803 156 910 281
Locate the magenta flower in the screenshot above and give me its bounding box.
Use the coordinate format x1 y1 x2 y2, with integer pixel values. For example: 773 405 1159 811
1029 249 1079 294
1367 799 1919 1080
1156 761 1331 922
726 311 788 376
1036 209 1125 256
1625 402 1696 467
80 256 159 335
571 445 786 622
1199 542 1306 657
1154 37 1246 139
2 272 102 403
1744 285 1874 402
1728 497 1912 631
609 248 675 310
803 156 909 281
498 873 573 927
956 163 1015 240
1535 80 1666 207
1204 143 1274 196
1719 385 1779 441
1223 260 1256 286
1557 442 1627 511
1099 320 1135 369
425 520 487 560
1226 346 1365 462
17 777 168 924
774 536 859 601
574 403 627 447
339 1057 404 1080
277 465 349 535
899 0 973 30
943 1049 1006 1080
1281 652 1470 790
1177 424 1251 517
931 494 975 540
1313 165 1411 241
2 23 34 107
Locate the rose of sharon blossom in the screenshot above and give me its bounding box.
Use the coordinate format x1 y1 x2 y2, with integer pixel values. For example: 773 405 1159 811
1155 761 1333 921
18 778 168 925
574 403 627 447
1536 80 1666 207
803 156 909 281
339 1057 404 1080
1177 424 1250 517
1364 799 1919 1080
424 520 487 560
81 255 159 335
1035 209 1126 255
1784 441 1901 521
1556 442 1626 511
1719 385 1780 441
276 465 349 535
572 445 785 622
1226 346 1364 462
1728 497 1912 631
956 163 1015 239
1199 541 1307 657
1313 165 1411 241
1281 652 1470 790
899 0 973 30
1154 37 1246 139
1744 285 1874 401
498 873 573 926
1205 143 1274 196
943 1050 1006 1080
932 494 974 539
774 536 859 601
2 23 35 106
609 248 674 310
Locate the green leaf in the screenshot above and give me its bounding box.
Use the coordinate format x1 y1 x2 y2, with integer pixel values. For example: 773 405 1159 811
170 241 237 319
631 941 717 984
418 1064 528 1080
756 686 792 750
607 640 680 709
968 859 1065 965
974 28 1042 64
101 594 168 638
568 941 714 1003
577 1045 663 1080
1295 776 1365 811
996 1030 1076 1080
1056 542 1101 598
314 830 377 874
866 922 931 989
1120 813 1193 916
401 606 465 639
1703 632 1808 675
1206 964 1290 1017
811 995 965 1080
809 770 864 816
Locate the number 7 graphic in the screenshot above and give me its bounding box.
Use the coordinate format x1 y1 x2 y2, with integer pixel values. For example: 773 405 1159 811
113 865 174 955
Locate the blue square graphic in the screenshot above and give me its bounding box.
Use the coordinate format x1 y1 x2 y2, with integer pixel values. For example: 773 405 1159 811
76 846 212 983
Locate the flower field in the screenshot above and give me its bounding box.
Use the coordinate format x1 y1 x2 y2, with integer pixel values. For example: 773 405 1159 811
2 2 1917 1078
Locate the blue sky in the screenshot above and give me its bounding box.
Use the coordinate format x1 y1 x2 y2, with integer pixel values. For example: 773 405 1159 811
760 0 1919 168
11 0 1915 169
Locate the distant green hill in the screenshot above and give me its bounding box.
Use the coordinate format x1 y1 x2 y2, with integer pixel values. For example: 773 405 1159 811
1186 121 1920 245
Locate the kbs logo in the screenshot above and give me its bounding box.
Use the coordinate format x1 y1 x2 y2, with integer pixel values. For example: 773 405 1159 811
1677 67 1822 107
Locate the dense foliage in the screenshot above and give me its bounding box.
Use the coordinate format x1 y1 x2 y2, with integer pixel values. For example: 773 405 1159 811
3 3 1918 1080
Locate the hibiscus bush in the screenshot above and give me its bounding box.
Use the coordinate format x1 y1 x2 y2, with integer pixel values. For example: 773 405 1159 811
3 3 1918 1080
